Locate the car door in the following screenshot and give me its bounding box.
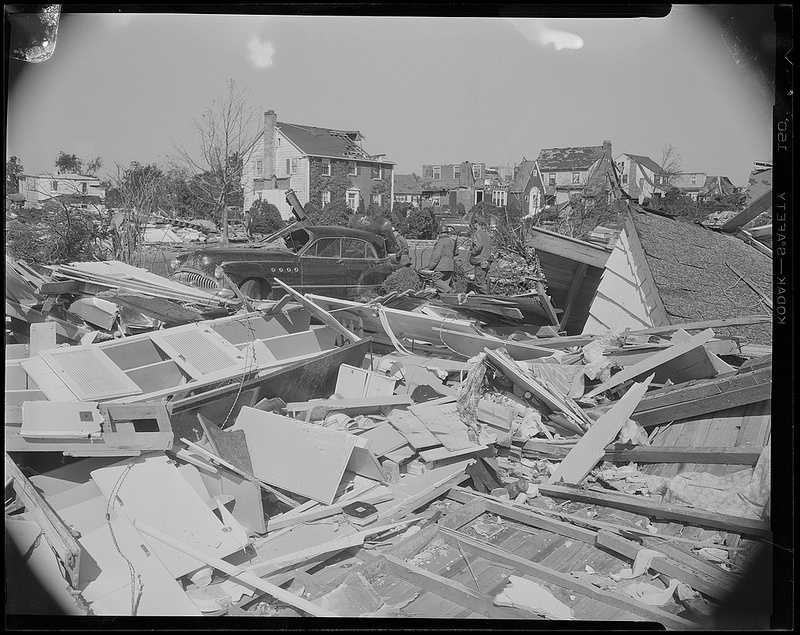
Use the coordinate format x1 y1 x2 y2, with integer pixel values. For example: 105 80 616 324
299 237 345 296
340 238 383 299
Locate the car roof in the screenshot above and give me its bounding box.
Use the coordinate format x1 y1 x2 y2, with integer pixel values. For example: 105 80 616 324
303 225 386 247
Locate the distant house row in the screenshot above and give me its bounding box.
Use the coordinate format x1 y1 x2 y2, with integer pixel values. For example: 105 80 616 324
15 173 106 210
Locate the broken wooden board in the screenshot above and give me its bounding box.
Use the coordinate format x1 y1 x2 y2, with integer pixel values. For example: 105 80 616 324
602 445 763 465
475 399 515 431
625 315 771 337
584 329 715 398
20 356 79 401
434 327 561 361
358 422 409 457
410 400 473 451
40 346 145 401
284 395 412 417
386 408 441 450
377 460 473 521
418 445 491 468
230 407 383 504
548 375 653 485
198 468 266 535
273 278 359 344
90 454 248 578
537 484 772 538
631 365 771 427
5 453 82 587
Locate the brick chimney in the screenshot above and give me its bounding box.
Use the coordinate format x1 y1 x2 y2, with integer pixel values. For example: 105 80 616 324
602 139 612 158
263 110 277 185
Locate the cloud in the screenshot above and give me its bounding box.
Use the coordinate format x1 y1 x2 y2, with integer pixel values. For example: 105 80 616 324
511 20 584 51
247 36 275 69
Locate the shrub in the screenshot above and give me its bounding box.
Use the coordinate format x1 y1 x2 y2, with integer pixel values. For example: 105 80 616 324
405 207 438 239
249 200 284 235
305 200 351 226
381 267 422 294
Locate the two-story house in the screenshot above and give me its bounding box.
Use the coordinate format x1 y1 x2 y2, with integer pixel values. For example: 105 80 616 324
533 141 617 206
242 110 395 220
393 174 423 207
419 161 486 209
509 159 545 217
614 153 670 203
18 173 106 210
664 172 708 201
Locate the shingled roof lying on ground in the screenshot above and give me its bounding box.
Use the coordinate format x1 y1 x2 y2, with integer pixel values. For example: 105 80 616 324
629 207 772 345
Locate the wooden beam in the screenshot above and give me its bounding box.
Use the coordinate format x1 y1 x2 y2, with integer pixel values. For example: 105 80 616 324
272 278 359 343
584 329 715 398
438 527 695 628
559 263 588 331
134 521 335 617
4 453 82 588
735 230 772 258
602 445 763 465
537 484 771 538
527 226 611 269
5 299 92 342
720 188 771 232
284 395 411 416
595 530 737 600
434 328 560 360
624 315 771 337
534 280 560 327
265 491 394 532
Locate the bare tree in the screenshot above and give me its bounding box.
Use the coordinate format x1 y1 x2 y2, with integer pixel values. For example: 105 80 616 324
175 79 260 244
109 162 164 263
659 144 682 187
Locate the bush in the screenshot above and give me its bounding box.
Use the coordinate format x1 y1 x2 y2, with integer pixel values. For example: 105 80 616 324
249 200 284 235
305 200 351 226
381 267 423 294
468 201 501 222
405 207 438 239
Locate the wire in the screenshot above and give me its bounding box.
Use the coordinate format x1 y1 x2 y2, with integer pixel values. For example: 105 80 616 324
105 463 142 616
220 314 259 429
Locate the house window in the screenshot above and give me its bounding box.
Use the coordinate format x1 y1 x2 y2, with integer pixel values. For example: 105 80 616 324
622 174 628 184
321 190 331 207
371 165 382 180
346 189 359 210
256 160 263 174
322 160 331 176
472 164 481 179
285 159 291 175
81 182 88 194
571 172 580 184
423 166 434 179
51 181 58 191
349 162 358 176
491 190 507 207
691 174 697 185
548 173 556 186
290 159 297 175
371 193 382 206
453 165 461 179
432 166 441 180
475 190 484 204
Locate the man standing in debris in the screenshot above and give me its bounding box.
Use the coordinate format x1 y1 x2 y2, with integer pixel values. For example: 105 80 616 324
469 217 492 294
392 226 411 267
427 226 456 293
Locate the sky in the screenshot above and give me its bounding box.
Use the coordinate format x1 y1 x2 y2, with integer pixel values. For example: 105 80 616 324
6 7 774 186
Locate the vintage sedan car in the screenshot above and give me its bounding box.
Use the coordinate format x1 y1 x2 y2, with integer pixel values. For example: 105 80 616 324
171 223 399 300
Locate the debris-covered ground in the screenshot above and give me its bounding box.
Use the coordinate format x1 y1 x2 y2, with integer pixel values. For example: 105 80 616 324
5 212 773 627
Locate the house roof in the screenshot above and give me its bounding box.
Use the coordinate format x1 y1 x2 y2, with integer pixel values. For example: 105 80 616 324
741 167 772 229
394 174 423 195
623 154 666 175
21 173 101 181
700 176 737 197
537 146 605 171
272 121 393 164
628 205 772 345
510 160 536 193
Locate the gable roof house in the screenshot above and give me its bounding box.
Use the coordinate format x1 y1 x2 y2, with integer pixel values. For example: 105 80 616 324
509 159 545 217
243 110 395 219
534 141 621 206
17 173 106 210
418 161 482 210
583 202 772 345
393 174 423 207
614 153 670 203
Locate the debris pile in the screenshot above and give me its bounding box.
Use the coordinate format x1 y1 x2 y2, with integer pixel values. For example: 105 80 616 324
6 254 772 626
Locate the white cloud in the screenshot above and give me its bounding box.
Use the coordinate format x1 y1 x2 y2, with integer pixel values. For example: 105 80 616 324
247 36 275 69
511 20 584 51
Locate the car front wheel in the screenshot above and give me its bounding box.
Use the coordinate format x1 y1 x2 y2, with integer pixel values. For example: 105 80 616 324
239 278 271 300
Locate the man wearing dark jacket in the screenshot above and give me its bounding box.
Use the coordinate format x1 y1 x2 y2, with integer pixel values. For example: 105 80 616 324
427 228 456 292
469 217 492 294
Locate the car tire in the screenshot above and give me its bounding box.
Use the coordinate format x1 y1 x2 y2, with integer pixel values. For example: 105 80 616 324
240 278 271 300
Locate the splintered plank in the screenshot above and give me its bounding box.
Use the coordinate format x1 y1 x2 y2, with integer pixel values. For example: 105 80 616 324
584 329 715 398
603 445 763 465
548 376 653 485
410 401 474 451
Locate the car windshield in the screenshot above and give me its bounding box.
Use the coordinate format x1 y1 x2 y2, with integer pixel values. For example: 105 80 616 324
258 223 311 253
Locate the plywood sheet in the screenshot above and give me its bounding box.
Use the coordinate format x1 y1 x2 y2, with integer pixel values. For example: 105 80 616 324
20 356 78 401
410 401 473 451
230 407 359 505
90 454 246 578
150 327 246 379
387 408 441 449
21 401 103 439
359 422 408 456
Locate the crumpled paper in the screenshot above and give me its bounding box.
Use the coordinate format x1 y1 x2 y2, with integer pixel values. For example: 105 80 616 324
610 548 665 580
582 338 613 381
494 575 574 619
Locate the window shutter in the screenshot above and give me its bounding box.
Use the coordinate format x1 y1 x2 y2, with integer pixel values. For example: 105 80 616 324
40 348 143 401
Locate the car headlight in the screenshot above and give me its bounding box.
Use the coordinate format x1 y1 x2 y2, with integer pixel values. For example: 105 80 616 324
169 258 180 270
201 256 213 267
214 266 224 279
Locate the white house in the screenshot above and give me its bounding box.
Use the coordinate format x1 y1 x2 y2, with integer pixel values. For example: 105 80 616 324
18 173 106 209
